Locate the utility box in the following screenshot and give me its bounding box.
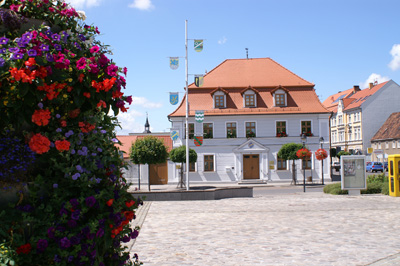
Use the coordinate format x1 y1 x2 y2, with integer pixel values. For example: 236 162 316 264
388 155 400 197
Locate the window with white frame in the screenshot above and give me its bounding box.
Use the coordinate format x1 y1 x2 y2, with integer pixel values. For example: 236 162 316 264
386 142 389 149
277 157 287 170
339 131 344 142
378 143 382 149
226 122 237 138
348 130 352 141
398 140 400 148
243 90 256 107
273 89 287 107
348 114 352 123
332 131 337 143
338 115 343 125
373 143 377 149
393 141 396 149
214 95 225 108
355 127 361 140
204 155 214 172
332 117 336 126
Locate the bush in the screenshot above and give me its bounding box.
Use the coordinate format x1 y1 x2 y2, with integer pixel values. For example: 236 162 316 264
324 173 389 195
323 183 348 195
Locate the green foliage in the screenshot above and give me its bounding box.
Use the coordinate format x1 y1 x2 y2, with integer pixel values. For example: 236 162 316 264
323 183 348 195
129 136 169 165
169 145 197 164
330 148 337 158
336 151 351 158
277 143 303 160
324 174 389 195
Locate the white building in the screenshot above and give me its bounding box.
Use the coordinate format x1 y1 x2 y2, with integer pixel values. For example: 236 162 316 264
168 58 331 183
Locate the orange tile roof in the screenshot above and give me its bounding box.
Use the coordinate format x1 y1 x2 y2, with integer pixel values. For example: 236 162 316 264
169 58 328 117
371 112 400 141
189 58 314 88
321 88 355 112
116 135 173 159
344 82 388 111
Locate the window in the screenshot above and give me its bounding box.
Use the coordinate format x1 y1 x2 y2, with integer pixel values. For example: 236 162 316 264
348 114 352 123
245 94 255 107
338 115 343 125
226 122 237 138
348 130 352 141
185 123 194 139
203 123 213 139
204 155 214 172
303 158 311 169
276 121 286 136
386 142 389 149
332 131 337 143
378 143 381 149
275 94 285 106
214 95 225 108
398 140 400 148
189 162 196 172
354 127 361 140
331 117 336 127
277 157 287 170
246 122 256 138
301 121 312 136
339 131 344 142
393 141 396 149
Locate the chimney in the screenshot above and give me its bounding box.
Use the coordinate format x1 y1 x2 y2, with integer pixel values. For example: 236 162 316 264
369 82 374 89
353 85 360 92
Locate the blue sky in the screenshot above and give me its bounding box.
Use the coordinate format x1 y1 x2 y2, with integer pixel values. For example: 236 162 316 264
69 0 400 135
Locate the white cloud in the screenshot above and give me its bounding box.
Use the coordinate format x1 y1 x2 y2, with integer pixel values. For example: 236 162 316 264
128 0 154 10
359 73 390 89
131 96 162 109
389 44 400 71
68 0 102 9
218 36 227 45
114 109 144 135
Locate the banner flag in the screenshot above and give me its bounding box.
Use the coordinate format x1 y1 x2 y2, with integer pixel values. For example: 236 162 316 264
170 130 179 141
195 110 204 123
194 136 203 146
194 39 203 52
169 92 179 105
194 75 204 87
169 57 179 70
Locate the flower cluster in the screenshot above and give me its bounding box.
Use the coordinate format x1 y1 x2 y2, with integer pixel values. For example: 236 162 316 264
0 1 141 265
296 148 312 159
315 148 328 160
301 131 313 137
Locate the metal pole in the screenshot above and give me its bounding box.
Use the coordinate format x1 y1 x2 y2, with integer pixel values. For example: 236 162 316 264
185 20 190 191
303 141 306 193
321 141 324 185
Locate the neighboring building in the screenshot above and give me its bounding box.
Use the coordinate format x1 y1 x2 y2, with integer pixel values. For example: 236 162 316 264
116 119 174 186
370 112 400 162
323 80 400 158
168 58 331 183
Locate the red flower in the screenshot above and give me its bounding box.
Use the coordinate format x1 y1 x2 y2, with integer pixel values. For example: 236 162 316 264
32 109 51 126
296 148 311 159
29 133 51 154
125 200 135 208
106 199 114 206
55 140 70 151
124 210 135 221
83 92 91 98
315 149 328 160
68 109 80 118
16 243 32 255
79 121 96 133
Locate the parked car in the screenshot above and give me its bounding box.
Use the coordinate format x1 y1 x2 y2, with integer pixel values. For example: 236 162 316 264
332 162 340 171
366 162 384 172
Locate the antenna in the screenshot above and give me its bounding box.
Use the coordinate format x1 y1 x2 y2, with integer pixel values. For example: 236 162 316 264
245 48 248 59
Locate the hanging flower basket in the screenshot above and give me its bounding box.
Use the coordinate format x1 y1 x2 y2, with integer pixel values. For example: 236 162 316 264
296 148 311 159
315 149 328 161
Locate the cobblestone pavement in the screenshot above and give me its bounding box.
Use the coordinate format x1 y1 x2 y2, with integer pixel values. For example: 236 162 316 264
129 192 400 266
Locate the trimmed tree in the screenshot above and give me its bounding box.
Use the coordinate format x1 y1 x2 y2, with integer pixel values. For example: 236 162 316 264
169 145 198 188
130 136 169 191
337 151 351 159
277 143 303 185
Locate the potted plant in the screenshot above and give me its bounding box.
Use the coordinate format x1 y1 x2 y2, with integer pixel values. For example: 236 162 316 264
227 130 236 138
276 131 288 137
315 148 328 160
246 130 256 138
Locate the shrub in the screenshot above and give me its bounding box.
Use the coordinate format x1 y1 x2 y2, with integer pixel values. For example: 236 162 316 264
323 183 348 195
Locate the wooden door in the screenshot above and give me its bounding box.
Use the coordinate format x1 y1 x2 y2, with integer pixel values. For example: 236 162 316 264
243 154 259 179
149 162 168 185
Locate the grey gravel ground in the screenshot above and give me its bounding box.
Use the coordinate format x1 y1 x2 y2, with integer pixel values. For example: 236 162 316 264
128 188 400 266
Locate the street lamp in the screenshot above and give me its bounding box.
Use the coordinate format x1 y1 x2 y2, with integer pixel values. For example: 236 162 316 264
301 133 307 193
319 136 325 185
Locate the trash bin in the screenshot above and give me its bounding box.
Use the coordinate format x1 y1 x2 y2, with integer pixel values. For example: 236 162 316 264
388 155 400 197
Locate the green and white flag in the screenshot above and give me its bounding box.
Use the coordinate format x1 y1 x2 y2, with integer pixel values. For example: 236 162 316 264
194 39 203 52
195 110 204 123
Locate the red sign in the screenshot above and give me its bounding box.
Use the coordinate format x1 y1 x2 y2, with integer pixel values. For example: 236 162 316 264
194 136 203 146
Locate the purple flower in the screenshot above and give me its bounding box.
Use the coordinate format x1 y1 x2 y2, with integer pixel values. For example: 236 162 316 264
122 235 130 243
130 229 139 239
78 34 86 41
70 199 79 209
68 219 77 228
53 183 58 188
27 49 37 57
52 33 61 41
96 228 104 238
67 256 74 263
37 239 48 253
0 48 6 54
71 149 76 154
74 42 81 50
107 64 118 76
37 102 43 109
46 53 54 62
70 236 81 245
97 148 102 152
0 37 9 45
72 173 80 180
56 128 62 133
47 227 55 239
65 130 74 138
9 47 19 53
100 130 106 134
60 237 71 249
22 32 33 41
0 58 4 67
76 165 83 172
40 44 49 52
85 196 96 207
56 114 61 119
12 53 23 60
54 254 62 263
54 44 62 51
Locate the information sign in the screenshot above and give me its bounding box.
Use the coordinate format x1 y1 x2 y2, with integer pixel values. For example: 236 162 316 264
341 155 367 190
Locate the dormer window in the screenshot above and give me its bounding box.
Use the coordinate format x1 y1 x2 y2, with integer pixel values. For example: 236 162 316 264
271 86 288 107
241 87 258 108
211 87 228 109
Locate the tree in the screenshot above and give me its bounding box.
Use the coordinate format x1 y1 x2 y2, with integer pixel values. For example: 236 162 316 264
169 145 198 188
130 136 169 191
277 143 303 185
337 151 351 159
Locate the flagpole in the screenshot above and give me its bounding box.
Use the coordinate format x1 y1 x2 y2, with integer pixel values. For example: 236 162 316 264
185 20 190 191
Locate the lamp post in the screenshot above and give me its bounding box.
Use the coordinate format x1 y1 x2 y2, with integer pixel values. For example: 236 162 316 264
301 133 307 193
319 136 325 185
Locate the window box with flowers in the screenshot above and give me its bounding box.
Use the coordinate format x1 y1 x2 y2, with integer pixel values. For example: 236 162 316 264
246 130 256 138
227 131 236 138
301 131 313 137
276 132 288 137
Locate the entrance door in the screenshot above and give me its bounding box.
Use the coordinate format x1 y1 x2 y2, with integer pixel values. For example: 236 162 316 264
149 162 168 185
243 154 259 179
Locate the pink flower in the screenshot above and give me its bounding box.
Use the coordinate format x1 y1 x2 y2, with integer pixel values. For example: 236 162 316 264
106 64 118 77
90 45 100 53
76 57 87 70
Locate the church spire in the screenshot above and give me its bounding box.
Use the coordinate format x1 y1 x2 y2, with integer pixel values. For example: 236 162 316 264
143 112 151 133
